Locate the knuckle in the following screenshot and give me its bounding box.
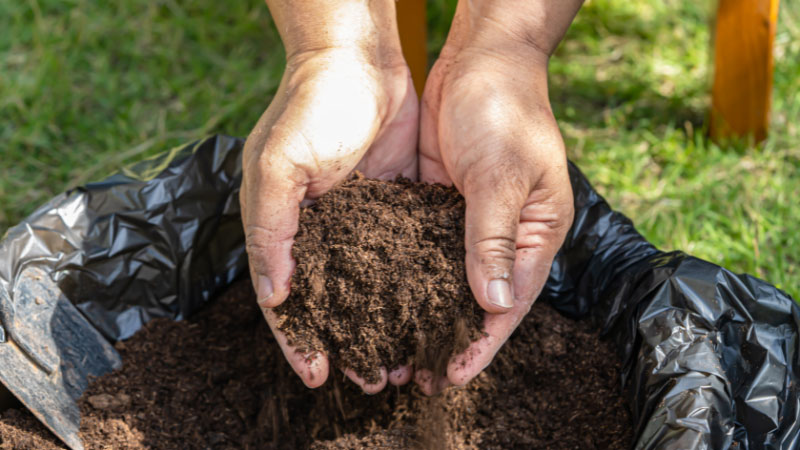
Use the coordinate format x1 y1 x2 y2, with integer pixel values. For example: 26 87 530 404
469 236 517 272
541 207 574 235
245 240 269 254
244 226 281 255
472 235 517 254
244 242 270 269
245 223 277 241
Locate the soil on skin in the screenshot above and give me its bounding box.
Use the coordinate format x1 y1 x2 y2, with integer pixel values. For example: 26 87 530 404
275 175 484 384
0 280 632 449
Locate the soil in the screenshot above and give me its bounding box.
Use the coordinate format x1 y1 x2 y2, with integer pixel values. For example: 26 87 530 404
0 177 633 449
0 280 632 450
276 175 483 383
0 409 63 450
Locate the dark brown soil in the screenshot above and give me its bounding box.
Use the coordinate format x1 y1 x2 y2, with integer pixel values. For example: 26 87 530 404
276 175 484 383
0 409 63 450
0 177 633 449
0 280 632 449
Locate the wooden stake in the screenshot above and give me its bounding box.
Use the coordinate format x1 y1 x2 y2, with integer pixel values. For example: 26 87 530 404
396 0 428 98
710 0 780 144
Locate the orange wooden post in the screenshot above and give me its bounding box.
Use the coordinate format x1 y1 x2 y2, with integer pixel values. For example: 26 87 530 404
396 0 428 98
710 0 780 143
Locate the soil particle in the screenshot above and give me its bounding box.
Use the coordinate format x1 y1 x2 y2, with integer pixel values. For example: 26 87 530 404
276 175 484 384
86 393 131 410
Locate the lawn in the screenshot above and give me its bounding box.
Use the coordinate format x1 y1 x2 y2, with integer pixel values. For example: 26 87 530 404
1 0 798 298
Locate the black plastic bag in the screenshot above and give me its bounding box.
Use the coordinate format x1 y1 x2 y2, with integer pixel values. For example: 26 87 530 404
0 135 797 449
541 166 800 449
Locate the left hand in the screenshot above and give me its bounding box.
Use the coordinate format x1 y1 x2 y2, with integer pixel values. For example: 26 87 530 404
241 0 419 393
418 34 575 394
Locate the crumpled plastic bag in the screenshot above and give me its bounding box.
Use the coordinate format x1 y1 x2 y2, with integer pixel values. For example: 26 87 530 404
0 134 797 449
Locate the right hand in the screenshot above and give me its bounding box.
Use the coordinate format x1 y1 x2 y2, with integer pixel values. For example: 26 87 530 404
240 46 418 392
415 0 581 394
418 49 574 394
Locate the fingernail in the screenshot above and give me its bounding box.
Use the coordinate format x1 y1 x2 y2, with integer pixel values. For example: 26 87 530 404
487 279 513 309
257 275 274 305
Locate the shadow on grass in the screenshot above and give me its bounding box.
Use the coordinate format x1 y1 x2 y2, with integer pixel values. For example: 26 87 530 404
546 1 711 132
549 75 707 132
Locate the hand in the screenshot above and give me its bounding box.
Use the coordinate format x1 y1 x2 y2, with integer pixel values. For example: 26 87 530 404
418 9 576 394
241 6 418 392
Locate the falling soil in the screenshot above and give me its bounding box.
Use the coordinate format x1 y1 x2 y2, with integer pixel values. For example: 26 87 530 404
276 175 483 383
0 280 632 449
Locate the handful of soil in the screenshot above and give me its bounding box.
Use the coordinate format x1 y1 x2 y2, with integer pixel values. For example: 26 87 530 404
275 174 484 383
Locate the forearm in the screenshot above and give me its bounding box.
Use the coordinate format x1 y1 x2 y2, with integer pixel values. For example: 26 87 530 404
265 0 404 66
443 0 583 65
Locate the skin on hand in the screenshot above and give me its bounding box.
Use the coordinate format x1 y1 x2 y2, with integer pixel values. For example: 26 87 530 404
417 0 582 395
241 0 418 392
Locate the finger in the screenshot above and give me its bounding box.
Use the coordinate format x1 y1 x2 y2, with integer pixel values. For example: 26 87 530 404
414 369 451 396
447 301 529 386
241 150 307 309
343 367 388 394
462 161 533 314
448 165 573 386
414 369 438 396
436 376 452 393
388 365 413 386
263 309 329 388
445 256 552 387
512 172 574 304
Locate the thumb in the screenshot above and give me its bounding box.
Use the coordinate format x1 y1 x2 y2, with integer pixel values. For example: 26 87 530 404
240 154 307 309
462 165 532 314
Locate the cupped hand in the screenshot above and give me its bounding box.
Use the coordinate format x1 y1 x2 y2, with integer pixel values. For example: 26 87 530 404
418 47 575 394
241 48 418 392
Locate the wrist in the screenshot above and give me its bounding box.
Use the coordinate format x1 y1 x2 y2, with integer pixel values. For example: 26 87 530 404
440 0 582 69
267 0 406 70
435 38 551 105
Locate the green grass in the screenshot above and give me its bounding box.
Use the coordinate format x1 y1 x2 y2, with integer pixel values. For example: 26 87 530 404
1 0 798 298
550 0 800 298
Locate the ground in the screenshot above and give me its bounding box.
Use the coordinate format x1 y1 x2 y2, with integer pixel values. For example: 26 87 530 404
1 0 798 299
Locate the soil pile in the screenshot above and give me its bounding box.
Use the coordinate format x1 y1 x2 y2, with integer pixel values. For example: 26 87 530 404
276 175 483 383
0 177 633 449
0 409 63 450
0 280 632 449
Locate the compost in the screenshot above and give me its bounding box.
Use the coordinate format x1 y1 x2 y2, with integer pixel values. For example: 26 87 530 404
0 177 633 449
276 174 483 383
0 279 631 449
